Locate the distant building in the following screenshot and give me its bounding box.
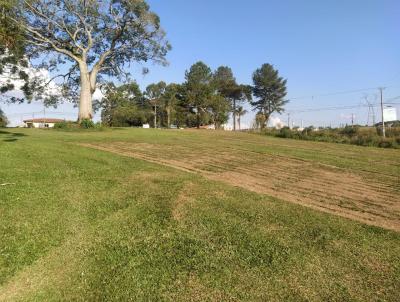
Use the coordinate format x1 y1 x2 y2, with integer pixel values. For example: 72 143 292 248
222 124 233 131
23 118 65 128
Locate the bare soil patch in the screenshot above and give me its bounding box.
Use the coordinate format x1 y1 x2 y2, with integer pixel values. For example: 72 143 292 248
80 142 400 232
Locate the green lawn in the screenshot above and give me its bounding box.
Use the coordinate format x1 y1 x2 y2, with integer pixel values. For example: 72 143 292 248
0 128 399 301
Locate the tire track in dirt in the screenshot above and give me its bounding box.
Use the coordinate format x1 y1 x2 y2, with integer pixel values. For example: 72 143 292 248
80 142 400 232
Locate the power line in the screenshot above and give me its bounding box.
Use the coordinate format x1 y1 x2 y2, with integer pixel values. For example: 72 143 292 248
287 85 400 101
286 101 400 114
287 104 367 114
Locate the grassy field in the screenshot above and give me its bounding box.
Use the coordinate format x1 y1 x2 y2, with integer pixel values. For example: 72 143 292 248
0 128 399 301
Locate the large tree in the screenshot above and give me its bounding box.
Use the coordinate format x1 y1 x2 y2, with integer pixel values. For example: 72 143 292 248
183 61 213 128
6 0 170 121
213 66 251 131
250 64 288 128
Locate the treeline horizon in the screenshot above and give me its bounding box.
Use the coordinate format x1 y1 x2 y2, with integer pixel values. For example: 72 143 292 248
99 62 288 130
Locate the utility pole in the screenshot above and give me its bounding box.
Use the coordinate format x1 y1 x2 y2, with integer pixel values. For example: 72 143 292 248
287 113 290 129
351 113 354 127
379 87 386 138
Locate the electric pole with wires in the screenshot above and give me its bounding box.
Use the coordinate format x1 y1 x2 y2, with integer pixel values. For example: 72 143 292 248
379 87 386 138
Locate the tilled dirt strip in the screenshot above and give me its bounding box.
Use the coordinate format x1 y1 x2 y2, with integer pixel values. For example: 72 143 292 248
80 142 400 232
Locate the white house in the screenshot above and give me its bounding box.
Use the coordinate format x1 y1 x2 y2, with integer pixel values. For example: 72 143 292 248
23 118 65 128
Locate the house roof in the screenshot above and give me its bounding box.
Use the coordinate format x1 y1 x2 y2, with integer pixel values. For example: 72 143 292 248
23 118 66 123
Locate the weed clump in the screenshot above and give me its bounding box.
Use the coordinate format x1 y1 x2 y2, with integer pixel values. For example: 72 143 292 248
255 126 400 149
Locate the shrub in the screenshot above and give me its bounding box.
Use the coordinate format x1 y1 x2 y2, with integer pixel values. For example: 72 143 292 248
259 125 399 149
80 119 95 129
340 126 359 137
377 138 396 148
54 121 68 129
54 121 79 129
277 127 293 138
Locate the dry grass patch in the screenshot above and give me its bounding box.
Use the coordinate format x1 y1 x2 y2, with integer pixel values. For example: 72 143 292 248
82 141 400 231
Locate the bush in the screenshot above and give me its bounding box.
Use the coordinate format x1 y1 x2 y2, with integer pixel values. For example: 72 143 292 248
79 119 95 129
258 125 399 149
54 121 79 129
340 126 359 137
377 138 397 148
55 120 103 130
277 127 293 138
54 121 68 129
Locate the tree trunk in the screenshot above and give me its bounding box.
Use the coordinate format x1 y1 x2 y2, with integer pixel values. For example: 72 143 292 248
167 107 171 128
238 115 241 130
196 107 200 129
264 112 270 129
78 63 93 122
154 103 157 128
233 99 236 131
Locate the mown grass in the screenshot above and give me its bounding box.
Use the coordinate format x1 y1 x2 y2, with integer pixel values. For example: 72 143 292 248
0 128 399 301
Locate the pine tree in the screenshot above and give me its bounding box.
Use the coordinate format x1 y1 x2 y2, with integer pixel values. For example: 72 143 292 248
251 64 288 128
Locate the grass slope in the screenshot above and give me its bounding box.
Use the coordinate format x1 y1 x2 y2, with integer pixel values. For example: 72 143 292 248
0 128 399 301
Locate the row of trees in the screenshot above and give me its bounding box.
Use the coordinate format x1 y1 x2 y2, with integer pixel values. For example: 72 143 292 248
100 62 288 129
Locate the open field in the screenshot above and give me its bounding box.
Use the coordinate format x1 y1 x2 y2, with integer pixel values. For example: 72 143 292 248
0 128 400 301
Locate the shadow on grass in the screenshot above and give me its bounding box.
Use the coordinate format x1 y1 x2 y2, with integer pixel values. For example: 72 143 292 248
0 130 27 142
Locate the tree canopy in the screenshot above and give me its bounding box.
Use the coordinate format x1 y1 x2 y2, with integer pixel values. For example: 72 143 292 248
0 0 32 101
213 66 252 130
5 0 171 120
99 61 250 130
100 82 150 127
162 83 181 128
183 61 213 128
250 63 288 128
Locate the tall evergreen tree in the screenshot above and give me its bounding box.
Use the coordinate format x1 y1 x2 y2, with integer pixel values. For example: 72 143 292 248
183 61 213 128
250 64 288 128
213 66 251 130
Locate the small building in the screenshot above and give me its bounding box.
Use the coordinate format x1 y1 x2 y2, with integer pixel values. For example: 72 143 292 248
23 118 65 128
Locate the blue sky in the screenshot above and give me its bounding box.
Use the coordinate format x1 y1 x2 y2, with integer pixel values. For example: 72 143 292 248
3 0 400 127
